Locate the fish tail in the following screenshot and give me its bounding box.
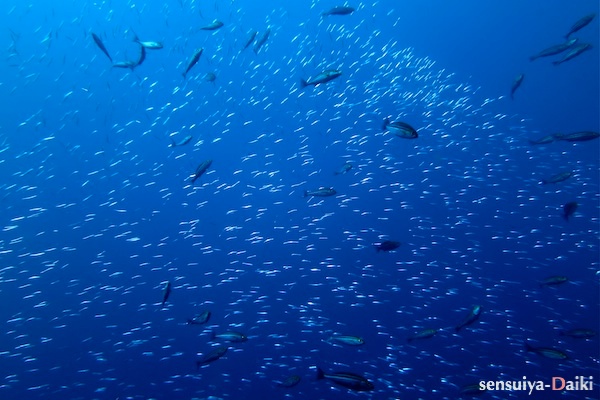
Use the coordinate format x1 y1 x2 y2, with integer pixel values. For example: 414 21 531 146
300 79 308 88
303 190 308 198
316 367 325 380
524 341 534 352
210 330 216 341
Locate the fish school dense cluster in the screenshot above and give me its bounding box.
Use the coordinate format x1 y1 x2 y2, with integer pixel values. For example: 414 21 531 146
1 2 598 398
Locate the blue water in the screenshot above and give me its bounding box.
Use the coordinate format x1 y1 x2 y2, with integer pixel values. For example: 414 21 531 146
0 1 598 399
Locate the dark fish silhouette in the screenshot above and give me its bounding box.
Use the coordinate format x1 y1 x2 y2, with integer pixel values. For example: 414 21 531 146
375 240 400 252
91 32 112 63
243 31 258 50
300 69 341 87
196 346 228 368
455 305 481 332
562 202 578 221
276 374 301 388
553 43 592 65
383 118 418 138
322 6 355 16
510 74 524 99
554 131 599 142
187 310 211 325
316 367 374 391
541 171 572 184
565 13 596 38
525 342 568 359
253 29 271 54
190 159 212 183
183 48 203 78
161 281 172 307
530 38 578 61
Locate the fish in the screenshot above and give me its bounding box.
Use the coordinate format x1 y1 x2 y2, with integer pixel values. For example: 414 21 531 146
211 331 247 342
375 240 400 252
112 43 146 70
327 335 364 346
539 275 568 287
183 48 203 79
407 328 438 343
204 72 216 82
300 69 342 88
524 342 568 360
322 6 355 16
169 134 193 147
455 305 482 332
382 118 418 138
91 32 112 63
243 31 258 50
316 367 374 391
112 60 139 70
253 29 271 54
161 281 172 307
187 310 211 325
541 171 572 184
528 134 557 145
200 20 224 31
196 346 228 367
530 38 578 61
276 374 301 388
190 159 212 183
334 162 352 175
553 131 599 142
304 187 336 197
562 202 578 221
552 43 592 65
559 329 596 339
133 34 163 49
565 13 596 38
510 73 524 99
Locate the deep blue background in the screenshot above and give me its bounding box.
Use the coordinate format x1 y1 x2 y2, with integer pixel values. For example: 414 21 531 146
0 1 598 399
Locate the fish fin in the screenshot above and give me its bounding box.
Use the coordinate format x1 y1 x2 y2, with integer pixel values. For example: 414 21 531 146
316 367 325 380
382 118 390 131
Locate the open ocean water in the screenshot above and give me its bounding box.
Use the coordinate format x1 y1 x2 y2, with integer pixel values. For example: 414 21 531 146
0 1 598 399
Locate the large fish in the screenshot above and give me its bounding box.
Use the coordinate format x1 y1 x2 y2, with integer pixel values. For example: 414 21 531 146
559 328 596 339
304 187 336 197
562 201 578 221
183 48 203 78
322 6 355 16
565 13 596 38
161 281 172 307
530 38 578 61
91 32 112 63
539 275 568 287
276 375 301 388
196 346 228 368
455 305 481 332
552 43 592 65
316 367 374 391
374 240 400 252
541 171 572 184
190 159 212 183
300 69 342 87
200 20 224 31
528 134 557 145
327 335 364 346
243 31 257 50
407 328 438 343
112 45 146 70
133 33 163 49
510 73 524 99
553 131 599 142
186 310 211 325
524 342 568 360
211 331 247 343
253 29 270 54
169 134 193 147
382 118 418 138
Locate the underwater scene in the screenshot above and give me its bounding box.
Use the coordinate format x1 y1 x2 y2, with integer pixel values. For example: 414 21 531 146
0 1 598 399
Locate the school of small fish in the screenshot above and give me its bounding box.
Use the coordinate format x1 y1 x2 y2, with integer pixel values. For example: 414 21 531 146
0 1 598 399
